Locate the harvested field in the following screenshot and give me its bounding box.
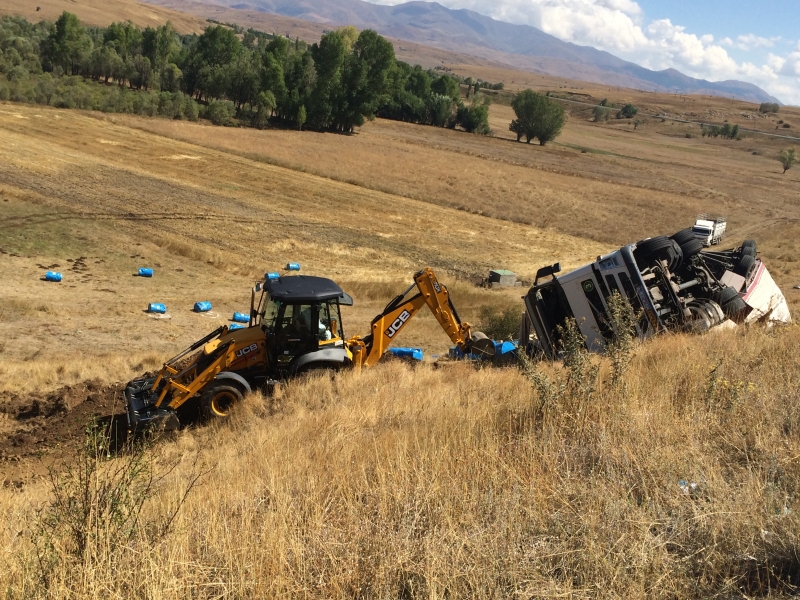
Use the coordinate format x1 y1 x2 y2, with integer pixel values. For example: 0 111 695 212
0 39 798 595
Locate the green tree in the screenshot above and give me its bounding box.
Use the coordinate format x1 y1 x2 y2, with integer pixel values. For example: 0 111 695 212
430 74 459 102
427 93 455 127
616 103 638 119
307 30 345 129
779 147 797 174
511 89 566 145
42 12 91 75
336 26 359 53
457 95 490 134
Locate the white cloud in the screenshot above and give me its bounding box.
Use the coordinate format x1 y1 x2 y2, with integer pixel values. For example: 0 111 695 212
365 0 800 105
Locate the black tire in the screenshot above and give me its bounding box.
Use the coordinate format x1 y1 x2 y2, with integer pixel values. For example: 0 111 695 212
742 239 756 251
740 245 756 258
702 300 725 325
712 286 740 306
734 254 756 278
635 236 681 270
636 236 673 256
200 381 244 421
722 295 748 319
680 238 704 258
670 228 696 246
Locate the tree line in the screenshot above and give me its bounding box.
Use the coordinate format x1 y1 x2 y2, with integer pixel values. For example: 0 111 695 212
0 13 493 134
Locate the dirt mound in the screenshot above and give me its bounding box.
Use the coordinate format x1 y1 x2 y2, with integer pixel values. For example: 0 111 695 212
0 381 125 485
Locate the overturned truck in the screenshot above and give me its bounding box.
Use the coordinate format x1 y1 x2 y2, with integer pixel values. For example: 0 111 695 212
523 230 792 359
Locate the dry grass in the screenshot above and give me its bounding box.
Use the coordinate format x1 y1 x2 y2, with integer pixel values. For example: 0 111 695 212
2 325 799 597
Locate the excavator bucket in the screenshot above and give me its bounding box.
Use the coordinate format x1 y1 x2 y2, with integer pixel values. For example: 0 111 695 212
469 332 496 358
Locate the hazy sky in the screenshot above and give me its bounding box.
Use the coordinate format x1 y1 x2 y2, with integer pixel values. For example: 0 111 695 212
364 0 800 105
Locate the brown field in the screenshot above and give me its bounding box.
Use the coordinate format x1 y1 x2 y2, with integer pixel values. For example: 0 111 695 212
1 3 800 594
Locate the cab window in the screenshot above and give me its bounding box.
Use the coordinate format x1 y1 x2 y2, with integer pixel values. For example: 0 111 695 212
319 301 343 341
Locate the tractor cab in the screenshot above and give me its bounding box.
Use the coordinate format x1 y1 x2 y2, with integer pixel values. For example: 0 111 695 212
251 275 354 376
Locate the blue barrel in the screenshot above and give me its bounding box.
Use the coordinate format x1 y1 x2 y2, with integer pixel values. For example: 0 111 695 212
232 312 250 323
266 272 280 281
494 340 518 356
194 301 213 313
45 271 62 282
138 268 154 277
229 323 246 331
286 262 301 272
388 347 424 361
148 303 167 314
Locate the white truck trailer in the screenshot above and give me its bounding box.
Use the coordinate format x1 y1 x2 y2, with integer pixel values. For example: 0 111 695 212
692 214 727 246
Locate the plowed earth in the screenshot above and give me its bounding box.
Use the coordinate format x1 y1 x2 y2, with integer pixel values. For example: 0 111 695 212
0 382 125 485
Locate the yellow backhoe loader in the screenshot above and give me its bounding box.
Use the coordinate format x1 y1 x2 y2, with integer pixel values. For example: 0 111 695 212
123 268 493 430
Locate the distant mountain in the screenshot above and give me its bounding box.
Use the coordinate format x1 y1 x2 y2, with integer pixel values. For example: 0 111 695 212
177 0 782 104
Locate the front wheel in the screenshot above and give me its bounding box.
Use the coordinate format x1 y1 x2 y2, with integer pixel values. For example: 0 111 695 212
201 382 244 421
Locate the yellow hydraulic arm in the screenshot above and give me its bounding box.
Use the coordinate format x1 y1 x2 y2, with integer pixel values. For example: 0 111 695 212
347 267 493 368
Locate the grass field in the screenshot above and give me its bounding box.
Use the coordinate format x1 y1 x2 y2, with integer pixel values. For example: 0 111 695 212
0 15 799 595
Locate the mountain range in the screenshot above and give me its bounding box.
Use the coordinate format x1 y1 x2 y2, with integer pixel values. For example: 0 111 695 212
165 0 781 104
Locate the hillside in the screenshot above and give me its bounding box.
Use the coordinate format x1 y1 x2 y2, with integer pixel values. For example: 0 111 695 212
0 2 799 595
153 0 781 104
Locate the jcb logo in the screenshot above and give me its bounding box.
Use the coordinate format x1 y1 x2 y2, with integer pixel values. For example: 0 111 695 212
236 343 258 358
385 310 412 339
433 282 442 293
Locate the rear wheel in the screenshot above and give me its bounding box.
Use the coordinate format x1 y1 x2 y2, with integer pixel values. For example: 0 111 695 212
740 245 756 258
201 382 244 421
722 295 748 319
712 286 740 305
670 228 696 246
635 236 682 270
734 254 756 278
742 239 756 251
680 238 704 259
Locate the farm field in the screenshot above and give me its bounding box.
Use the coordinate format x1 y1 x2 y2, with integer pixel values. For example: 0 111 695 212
0 7 799 594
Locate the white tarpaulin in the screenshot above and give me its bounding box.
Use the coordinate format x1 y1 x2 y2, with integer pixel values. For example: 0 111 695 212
742 262 792 325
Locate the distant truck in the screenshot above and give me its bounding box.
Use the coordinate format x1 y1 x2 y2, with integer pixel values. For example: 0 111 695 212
521 230 791 359
692 214 726 246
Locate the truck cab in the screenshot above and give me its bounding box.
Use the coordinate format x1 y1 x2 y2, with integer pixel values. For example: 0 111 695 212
524 246 658 359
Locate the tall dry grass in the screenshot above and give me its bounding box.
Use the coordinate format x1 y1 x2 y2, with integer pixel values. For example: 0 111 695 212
2 324 799 598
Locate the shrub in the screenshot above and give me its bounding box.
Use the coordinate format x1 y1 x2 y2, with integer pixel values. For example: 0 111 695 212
183 96 199 121
206 99 236 126
456 96 490 135
759 102 780 113
478 305 520 341
592 105 610 122
616 103 638 119
779 147 797 174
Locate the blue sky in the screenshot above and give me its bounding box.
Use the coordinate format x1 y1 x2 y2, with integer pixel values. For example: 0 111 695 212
364 0 800 105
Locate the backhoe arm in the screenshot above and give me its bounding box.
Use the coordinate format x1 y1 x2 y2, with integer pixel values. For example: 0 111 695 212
348 267 492 368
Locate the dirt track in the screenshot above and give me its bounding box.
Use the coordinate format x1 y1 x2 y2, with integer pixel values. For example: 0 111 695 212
0 381 125 485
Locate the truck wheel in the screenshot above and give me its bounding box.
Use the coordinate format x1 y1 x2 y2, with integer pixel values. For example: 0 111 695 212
713 286 740 305
201 382 244 421
702 300 725 325
734 254 756 278
722 295 748 319
740 245 756 258
686 304 712 332
679 238 704 258
635 236 681 270
742 239 756 252
670 228 696 246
